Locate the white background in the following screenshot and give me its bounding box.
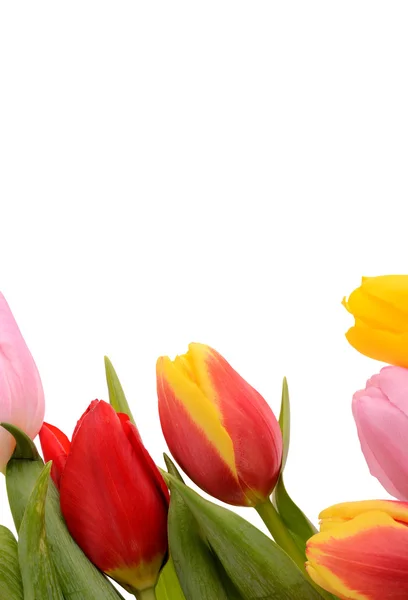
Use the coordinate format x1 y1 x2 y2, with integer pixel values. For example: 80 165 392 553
1 3 407 597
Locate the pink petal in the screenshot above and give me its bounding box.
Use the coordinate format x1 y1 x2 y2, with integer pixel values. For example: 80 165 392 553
353 394 408 500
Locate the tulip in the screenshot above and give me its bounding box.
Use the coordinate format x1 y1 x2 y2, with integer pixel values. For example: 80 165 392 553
353 366 408 500
156 343 282 507
343 274 408 367
0 292 45 472
306 501 408 599
39 400 169 595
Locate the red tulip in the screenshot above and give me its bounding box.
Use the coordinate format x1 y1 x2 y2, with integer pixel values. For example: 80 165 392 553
39 400 169 595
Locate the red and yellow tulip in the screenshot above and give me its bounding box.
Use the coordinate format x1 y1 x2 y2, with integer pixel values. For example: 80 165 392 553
306 500 408 599
39 400 169 595
156 342 282 507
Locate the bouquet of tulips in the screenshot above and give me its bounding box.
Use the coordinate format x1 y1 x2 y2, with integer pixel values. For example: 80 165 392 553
1 275 407 600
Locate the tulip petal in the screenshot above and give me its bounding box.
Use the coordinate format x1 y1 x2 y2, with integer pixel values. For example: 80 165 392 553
373 366 408 413
353 393 408 500
60 400 168 591
0 293 45 471
319 500 408 531
39 423 70 488
361 275 408 313
346 325 408 368
157 356 249 505
122 417 169 505
345 287 408 333
306 511 408 600
200 345 282 501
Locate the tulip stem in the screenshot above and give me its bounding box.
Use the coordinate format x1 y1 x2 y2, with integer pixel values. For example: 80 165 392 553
134 588 156 600
256 499 306 571
256 499 336 599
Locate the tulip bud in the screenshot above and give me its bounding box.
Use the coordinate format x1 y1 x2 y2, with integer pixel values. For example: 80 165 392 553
156 343 282 507
343 274 408 366
0 293 45 472
306 502 408 599
353 366 408 500
39 400 169 594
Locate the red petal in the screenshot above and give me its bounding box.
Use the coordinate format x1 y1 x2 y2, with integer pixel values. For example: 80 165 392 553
206 349 283 499
317 525 408 598
60 400 168 575
39 422 70 488
122 419 169 505
71 399 99 441
158 376 248 505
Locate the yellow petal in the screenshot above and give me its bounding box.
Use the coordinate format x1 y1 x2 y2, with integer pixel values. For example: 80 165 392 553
361 275 408 312
319 500 408 531
157 356 238 477
346 287 408 333
345 324 408 367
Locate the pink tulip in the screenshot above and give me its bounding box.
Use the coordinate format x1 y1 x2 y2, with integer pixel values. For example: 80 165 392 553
353 366 408 500
0 293 45 472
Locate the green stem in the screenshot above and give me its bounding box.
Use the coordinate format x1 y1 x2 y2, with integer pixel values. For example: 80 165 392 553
256 498 306 572
256 499 336 600
134 588 156 600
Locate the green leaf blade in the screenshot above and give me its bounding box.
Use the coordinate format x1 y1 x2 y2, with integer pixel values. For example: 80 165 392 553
156 557 186 600
0 526 23 600
18 462 64 600
167 474 321 600
104 356 135 424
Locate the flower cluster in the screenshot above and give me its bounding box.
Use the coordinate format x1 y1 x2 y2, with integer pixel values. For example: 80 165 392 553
0 276 407 600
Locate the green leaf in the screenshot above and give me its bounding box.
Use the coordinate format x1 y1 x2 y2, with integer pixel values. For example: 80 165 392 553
162 454 241 600
0 526 23 599
3 424 125 600
273 379 318 556
279 377 290 470
163 453 184 481
156 558 186 600
104 356 135 424
166 472 321 600
18 462 64 599
1 422 40 461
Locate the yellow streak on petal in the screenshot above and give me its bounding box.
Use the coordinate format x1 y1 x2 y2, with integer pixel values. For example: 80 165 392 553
309 510 406 551
158 355 238 478
184 343 220 406
319 500 408 530
306 562 367 600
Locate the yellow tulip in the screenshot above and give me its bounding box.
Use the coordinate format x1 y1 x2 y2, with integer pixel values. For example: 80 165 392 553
343 275 408 367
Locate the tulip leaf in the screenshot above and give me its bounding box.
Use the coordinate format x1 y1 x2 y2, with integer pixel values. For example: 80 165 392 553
163 452 184 482
162 454 242 600
1 422 41 461
164 456 320 600
3 424 125 600
279 377 290 470
18 462 65 599
272 380 318 557
104 356 135 424
156 558 186 600
0 526 23 599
